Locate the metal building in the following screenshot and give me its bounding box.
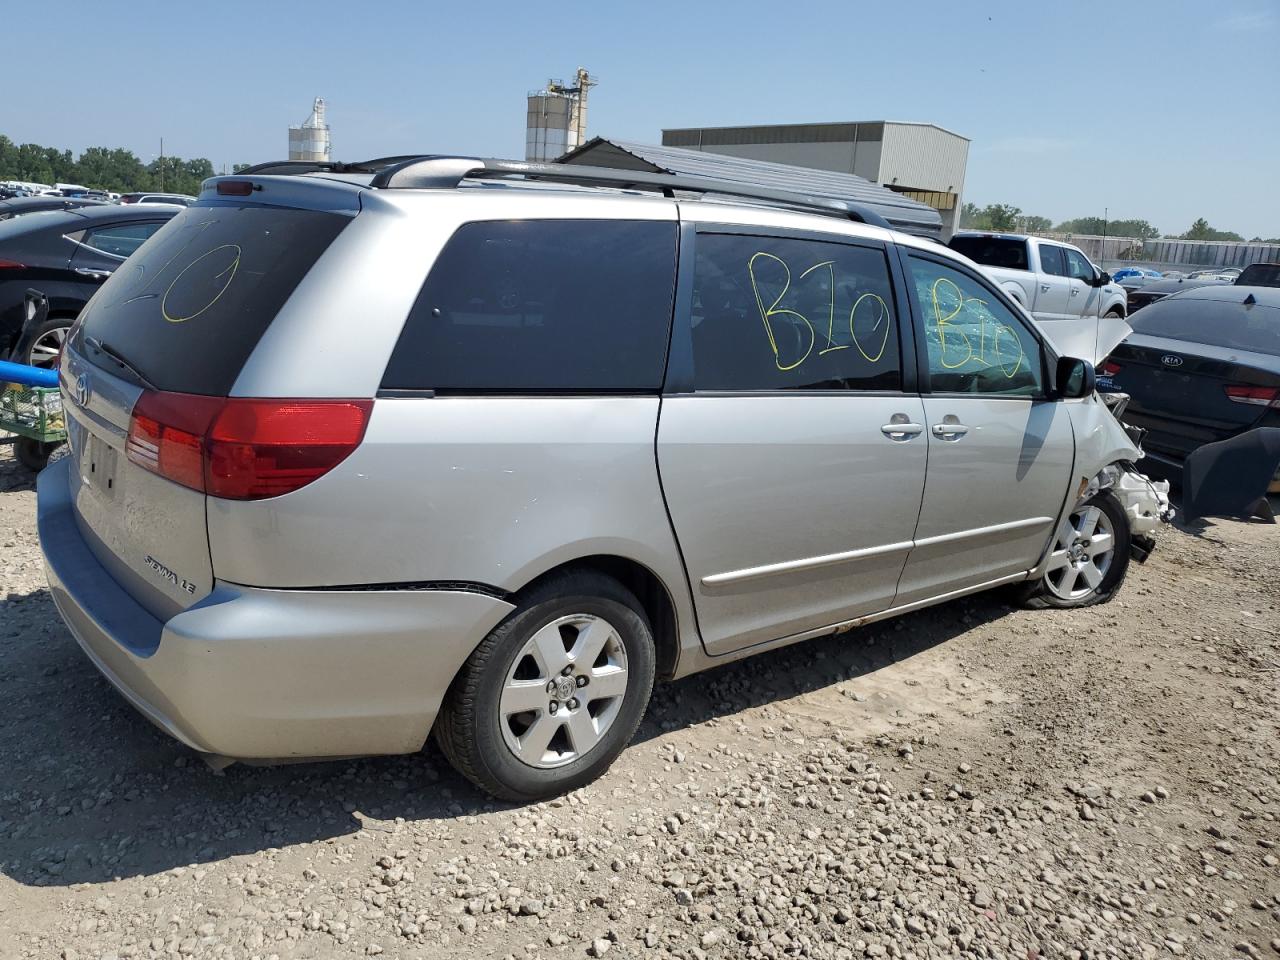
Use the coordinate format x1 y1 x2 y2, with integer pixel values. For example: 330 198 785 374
662 121 969 236
526 69 595 162
557 138 943 238
288 97 331 163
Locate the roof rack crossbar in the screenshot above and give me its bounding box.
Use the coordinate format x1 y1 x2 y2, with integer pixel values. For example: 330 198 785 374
368 157 893 229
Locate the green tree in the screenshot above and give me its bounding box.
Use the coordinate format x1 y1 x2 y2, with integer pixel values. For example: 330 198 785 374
1181 218 1243 242
1055 217 1159 240
1021 215 1053 233
0 134 215 196
959 202 1022 231
232 163 253 173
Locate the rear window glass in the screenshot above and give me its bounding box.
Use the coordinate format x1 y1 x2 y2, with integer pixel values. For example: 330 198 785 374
1128 297 1280 354
948 236 1029 271
74 205 349 395
1238 263 1280 287
381 220 677 392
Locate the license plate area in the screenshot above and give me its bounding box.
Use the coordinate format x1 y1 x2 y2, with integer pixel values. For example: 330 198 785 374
81 431 119 500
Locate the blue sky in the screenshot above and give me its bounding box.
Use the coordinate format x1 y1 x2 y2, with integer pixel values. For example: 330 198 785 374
8 0 1279 238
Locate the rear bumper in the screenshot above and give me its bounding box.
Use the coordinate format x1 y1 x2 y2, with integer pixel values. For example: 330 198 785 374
38 458 516 760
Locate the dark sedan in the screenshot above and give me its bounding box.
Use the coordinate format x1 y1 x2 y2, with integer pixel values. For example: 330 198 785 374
1100 286 1280 491
0 204 180 366
1125 275 1231 313
0 195 108 221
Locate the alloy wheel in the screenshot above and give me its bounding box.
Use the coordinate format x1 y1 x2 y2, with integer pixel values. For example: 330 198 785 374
29 325 68 369
499 614 629 769
1044 504 1116 601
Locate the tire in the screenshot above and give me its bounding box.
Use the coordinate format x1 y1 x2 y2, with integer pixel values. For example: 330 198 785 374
21 317 72 369
1104 308 1124 319
1020 491 1131 609
15 436 61 472
435 571 656 802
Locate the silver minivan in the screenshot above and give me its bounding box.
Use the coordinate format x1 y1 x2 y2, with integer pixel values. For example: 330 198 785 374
37 158 1169 800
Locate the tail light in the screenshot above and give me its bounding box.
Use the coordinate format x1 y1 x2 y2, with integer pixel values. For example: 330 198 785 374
127 392 373 500
0 258 25 269
1098 360 1123 377
1224 385 1280 408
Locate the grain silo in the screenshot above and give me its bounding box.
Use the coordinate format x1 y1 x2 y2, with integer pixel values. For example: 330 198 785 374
288 97 331 162
525 68 595 162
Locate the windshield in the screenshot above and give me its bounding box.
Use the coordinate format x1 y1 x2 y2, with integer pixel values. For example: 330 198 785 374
1128 296 1280 354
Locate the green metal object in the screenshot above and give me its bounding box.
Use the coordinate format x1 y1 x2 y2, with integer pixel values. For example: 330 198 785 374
1 383 67 443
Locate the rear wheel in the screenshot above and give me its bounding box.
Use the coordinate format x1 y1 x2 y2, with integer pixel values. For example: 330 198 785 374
22 317 72 369
1021 491 1130 609
435 571 656 801
15 436 60 472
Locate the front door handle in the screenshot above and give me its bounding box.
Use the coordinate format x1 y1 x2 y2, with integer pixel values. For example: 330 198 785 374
1070 286 1080 297
881 413 924 441
1040 283 1050 293
75 268 112 280
931 420 970 440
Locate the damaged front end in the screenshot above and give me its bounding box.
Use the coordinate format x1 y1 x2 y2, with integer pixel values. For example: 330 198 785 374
1067 391 1174 564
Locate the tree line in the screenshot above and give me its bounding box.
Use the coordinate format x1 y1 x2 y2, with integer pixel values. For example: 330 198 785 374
959 202 1278 244
0 135 238 197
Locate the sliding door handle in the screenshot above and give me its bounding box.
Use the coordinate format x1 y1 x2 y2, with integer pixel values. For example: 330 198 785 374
881 412 923 440
931 422 970 439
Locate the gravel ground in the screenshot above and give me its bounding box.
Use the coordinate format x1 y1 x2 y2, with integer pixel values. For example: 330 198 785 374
1 445 1277 960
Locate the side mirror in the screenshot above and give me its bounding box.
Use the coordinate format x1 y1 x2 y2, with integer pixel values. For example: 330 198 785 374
1057 356 1096 399
1094 270 1111 286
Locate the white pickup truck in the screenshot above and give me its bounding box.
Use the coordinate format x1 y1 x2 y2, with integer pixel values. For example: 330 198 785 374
948 231 1129 364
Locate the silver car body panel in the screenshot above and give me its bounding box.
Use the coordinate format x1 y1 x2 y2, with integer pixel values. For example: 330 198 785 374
206 397 697 646
40 457 516 758
60 352 213 622
657 394 928 654
893 397 1075 605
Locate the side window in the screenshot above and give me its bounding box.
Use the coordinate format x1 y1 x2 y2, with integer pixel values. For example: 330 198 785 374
689 232 901 391
381 220 677 392
81 221 164 259
1064 248 1094 281
1038 244 1068 277
907 255 1045 397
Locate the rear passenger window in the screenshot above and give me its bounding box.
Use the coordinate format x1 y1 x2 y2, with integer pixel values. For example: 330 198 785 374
1038 244 1068 277
82 221 164 259
689 233 901 391
382 220 677 393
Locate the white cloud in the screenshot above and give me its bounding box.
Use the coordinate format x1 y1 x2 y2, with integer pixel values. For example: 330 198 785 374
1219 9 1275 31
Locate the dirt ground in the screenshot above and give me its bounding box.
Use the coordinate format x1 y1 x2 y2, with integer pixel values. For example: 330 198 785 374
1 446 1277 960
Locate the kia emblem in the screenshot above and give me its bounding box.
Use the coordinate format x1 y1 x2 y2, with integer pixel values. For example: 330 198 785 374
1161 355 1184 368
74 372 91 406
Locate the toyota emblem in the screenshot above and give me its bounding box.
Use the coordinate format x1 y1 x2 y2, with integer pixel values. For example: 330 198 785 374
1160 355 1184 368
74 372 91 406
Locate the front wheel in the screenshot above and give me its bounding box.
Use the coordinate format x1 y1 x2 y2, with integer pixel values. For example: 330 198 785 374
435 571 656 801
1020 491 1131 609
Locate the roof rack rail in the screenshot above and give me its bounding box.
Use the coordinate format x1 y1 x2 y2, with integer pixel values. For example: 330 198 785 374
234 155 446 177
367 157 893 229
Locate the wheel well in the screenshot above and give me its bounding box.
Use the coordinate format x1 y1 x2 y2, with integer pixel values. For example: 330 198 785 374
516 556 681 680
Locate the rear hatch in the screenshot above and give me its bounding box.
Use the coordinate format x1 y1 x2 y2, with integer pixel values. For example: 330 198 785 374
60 199 354 620
1107 294 1280 460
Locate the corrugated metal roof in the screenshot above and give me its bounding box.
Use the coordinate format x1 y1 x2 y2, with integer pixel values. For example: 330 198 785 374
558 138 942 237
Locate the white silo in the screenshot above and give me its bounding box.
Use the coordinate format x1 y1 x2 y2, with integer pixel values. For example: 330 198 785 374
525 68 595 161
288 97 331 162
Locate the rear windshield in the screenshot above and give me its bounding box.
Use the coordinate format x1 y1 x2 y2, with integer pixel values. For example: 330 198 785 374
74 204 349 395
1238 263 1280 287
1129 296 1280 354
948 236 1029 271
